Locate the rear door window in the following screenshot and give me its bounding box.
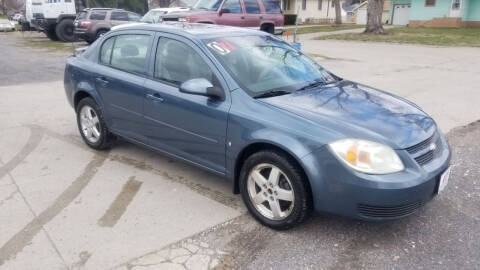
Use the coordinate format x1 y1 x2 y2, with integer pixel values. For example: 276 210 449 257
262 0 282 13
89 11 107 20
244 0 261 13
106 35 151 74
110 11 129 21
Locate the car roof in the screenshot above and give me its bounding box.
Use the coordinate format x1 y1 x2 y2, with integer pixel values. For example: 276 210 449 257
112 22 266 39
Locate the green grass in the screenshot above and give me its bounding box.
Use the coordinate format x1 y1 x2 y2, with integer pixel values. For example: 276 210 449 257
317 27 480 47
22 36 79 52
285 24 364 35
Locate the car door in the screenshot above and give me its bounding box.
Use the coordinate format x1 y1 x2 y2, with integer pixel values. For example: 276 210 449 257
94 31 153 141
143 33 231 174
217 0 246 27
242 0 262 27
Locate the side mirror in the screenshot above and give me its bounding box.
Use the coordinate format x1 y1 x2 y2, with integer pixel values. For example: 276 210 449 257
219 8 230 16
179 78 224 100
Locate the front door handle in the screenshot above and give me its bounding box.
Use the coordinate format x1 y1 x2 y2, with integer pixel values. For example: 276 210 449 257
259 16 263 19
241 16 245 19
146 93 164 102
96 76 109 85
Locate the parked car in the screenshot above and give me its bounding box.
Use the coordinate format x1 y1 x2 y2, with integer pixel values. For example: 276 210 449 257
74 8 141 44
0 19 16 32
64 23 451 230
141 7 190 23
159 0 284 34
12 13 24 22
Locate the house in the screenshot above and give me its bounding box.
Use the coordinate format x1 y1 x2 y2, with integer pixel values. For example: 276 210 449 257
351 0 391 25
409 0 480 27
387 0 480 27
281 0 347 24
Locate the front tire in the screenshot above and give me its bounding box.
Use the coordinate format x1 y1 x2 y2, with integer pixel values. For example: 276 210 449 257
239 150 312 230
55 19 76 42
76 98 114 150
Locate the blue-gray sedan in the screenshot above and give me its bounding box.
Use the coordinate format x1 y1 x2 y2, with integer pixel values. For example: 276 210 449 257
64 22 451 230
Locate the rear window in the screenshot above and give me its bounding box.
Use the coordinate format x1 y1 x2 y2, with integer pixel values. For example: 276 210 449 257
77 11 87 20
262 0 282 13
89 11 107 20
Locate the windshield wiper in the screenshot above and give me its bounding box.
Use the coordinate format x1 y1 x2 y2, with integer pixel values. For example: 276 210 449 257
254 90 292 99
296 81 326 92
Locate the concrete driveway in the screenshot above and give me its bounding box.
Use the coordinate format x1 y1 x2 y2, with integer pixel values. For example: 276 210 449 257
0 32 479 270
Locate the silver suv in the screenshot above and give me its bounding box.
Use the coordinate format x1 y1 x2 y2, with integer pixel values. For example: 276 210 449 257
74 8 141 44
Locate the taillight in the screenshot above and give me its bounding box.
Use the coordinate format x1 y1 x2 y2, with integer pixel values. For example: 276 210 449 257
80 21 91 27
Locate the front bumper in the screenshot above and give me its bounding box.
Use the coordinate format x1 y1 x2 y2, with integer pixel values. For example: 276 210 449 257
301 131 451 221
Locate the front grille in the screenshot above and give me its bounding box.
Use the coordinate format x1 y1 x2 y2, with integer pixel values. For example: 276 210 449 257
33 13 44 19
404 131 441 166
162 18 179 21
358 200 424 218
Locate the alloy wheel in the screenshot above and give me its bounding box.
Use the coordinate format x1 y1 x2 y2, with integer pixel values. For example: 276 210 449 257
247 163 295 220
79 105 101 143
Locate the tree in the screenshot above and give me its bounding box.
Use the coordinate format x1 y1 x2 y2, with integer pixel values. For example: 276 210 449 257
333 0 342 25
364 0 385 34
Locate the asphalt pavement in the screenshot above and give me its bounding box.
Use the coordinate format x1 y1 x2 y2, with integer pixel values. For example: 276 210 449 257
0 31 479 270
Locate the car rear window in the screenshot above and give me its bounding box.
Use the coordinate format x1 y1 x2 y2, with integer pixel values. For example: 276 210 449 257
89 11 107 20
77 11 87 20
262 0 282 13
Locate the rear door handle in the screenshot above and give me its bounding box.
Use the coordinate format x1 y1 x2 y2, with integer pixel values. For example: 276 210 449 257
241 16 245 19
259 16 263 19
146 93 164 102
96 77 109 85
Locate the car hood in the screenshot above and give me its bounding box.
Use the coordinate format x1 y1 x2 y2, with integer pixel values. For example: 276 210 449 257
161 10 213 18
261 80 436 149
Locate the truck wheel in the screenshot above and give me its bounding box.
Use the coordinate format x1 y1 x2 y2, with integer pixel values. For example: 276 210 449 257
95 29 108 40
261 24 275 34
56 19 76 42
45 26 59 41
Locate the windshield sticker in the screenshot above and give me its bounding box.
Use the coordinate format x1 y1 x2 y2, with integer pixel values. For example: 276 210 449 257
207 41 236 55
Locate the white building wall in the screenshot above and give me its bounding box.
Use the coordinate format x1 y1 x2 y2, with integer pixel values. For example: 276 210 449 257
285 0 345 23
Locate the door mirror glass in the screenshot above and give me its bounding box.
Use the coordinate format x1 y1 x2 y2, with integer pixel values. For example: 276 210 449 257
179 78 224 100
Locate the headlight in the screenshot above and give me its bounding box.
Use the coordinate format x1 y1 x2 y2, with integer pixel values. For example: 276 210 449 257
329 139 404 174
178 17 190 22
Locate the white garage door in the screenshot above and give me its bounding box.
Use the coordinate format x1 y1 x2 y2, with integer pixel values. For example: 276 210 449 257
392 4 411 25
356 8 367 25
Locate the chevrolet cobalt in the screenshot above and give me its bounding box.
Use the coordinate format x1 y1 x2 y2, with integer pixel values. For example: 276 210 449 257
64 23 451 230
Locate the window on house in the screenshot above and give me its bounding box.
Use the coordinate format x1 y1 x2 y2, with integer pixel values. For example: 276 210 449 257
302 0 306 10
282 0 290 10
425 0 435 6
452 0 460 9
332 0 334 8
318 0 322 10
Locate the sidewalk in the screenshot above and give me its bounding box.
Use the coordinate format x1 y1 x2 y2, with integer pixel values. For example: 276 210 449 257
282 25 396 41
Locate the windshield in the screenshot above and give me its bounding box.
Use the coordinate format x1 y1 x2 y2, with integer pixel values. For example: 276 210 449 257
140 10 167 23
192 0 223 11
203 35 338 96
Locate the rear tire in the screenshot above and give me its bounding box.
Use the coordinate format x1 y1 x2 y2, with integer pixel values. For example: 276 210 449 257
76 97 115 150
239 150 312 230
261 24 275 34
95 29 108 40
45 26 59 41
55 19 76 42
